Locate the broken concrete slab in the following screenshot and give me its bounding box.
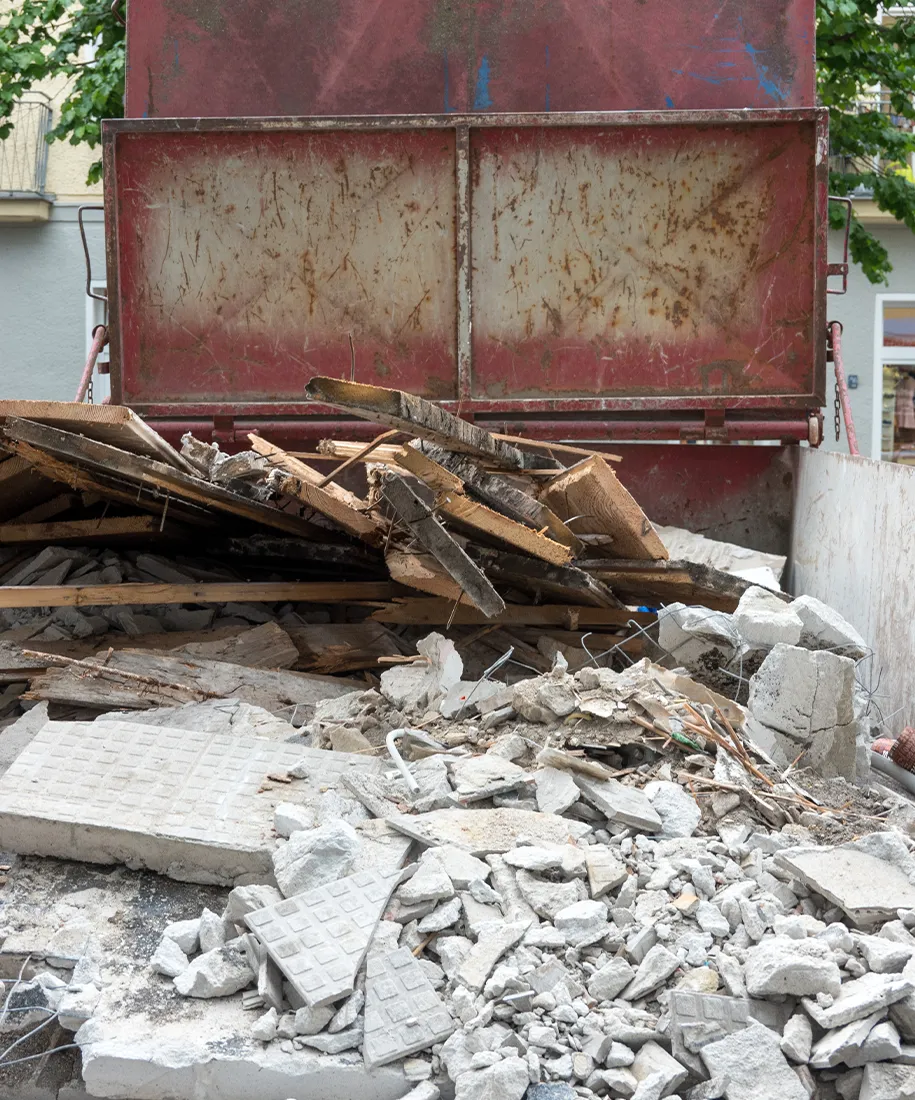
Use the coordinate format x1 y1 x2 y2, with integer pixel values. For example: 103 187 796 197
645 781 701 839
586 847 629 898
776 841 915 927
859 1061 915 1100
621 945 681 1001
700 1019 807 1100
244 868 403 1007
0 720 381 886
658 604 740 669
173 942 255 998
573 776 662 833
385 807 591 855
363 947 455 1067
802 972 915 1029
447 755 529 804
748 644 857 780
791 594 868 659
456 921 530 992
534 767 580 816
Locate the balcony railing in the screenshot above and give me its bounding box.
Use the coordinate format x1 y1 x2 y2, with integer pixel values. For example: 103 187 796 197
829 91 915 198
0 91 53 197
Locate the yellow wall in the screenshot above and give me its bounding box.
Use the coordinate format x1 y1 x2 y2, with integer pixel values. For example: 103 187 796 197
0 0 102 203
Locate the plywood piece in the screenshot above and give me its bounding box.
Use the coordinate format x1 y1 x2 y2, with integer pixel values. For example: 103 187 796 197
541 456 668 561
381 475 504 617
0 400 197 473
305 376 549 470
0 582 394 609
0 418 327 540
372 598 653 627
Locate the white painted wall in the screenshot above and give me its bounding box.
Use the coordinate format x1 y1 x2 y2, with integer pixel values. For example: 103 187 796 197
790 446 915 736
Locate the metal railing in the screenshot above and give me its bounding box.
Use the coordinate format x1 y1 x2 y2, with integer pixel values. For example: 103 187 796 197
0 92 53 197
829 91 915 198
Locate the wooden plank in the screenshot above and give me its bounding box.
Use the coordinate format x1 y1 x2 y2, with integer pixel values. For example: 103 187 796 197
0 581 395 609
4 493 87 525
491 433 622 464
22 648 363 715
380 474 505 617
434 490 574 566
372 599 654 627
0 418 328 540
247 435 368 511
0 516 171 545
385 549 473 604
541 456 669 562
274 472 387 546
586 558 755 613
468 547 622 608
0 400 198 474
304 376 554 471
396 444 582 552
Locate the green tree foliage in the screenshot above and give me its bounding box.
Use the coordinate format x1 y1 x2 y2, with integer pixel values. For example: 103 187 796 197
0 0 914 282
0 0 124 186
819 1 915 282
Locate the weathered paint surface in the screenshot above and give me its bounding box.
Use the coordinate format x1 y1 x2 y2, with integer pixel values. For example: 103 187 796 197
126 0 814 119
790 448 915 735
471 123 819 401
106 113 825 423
112 130 458 403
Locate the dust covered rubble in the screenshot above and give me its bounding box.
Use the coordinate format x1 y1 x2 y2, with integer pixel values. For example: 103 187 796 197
6 617 915 1100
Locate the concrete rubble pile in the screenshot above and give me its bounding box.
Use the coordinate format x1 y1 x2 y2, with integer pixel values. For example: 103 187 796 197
0 584 909 1100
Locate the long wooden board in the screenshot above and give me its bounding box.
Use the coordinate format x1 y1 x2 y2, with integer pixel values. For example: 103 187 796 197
0 418 327 540
435 490 574 566
541 456 668 562
372 598 653 627
0 582 394 609
0 516 173 544
304 376 554 471
0 400 197 474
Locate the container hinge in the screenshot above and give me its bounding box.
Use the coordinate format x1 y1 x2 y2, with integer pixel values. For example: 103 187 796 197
212 415 236 444
679 411 728 444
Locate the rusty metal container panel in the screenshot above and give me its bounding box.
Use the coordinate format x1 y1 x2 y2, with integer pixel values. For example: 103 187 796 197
104 112 826 428
108 129 458 406
126 0 814 119
470 119 823 407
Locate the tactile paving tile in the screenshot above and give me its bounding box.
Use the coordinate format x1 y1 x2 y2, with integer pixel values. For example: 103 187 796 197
669 991 750 1066
0 720 382 882
363 947 455 1068
244 868 402 1008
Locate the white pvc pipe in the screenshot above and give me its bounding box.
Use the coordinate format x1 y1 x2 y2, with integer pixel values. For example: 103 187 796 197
871 750 915 797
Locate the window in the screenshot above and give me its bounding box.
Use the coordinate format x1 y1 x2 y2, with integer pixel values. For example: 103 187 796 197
873 295 915 461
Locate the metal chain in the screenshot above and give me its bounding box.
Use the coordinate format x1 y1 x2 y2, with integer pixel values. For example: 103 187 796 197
87 376 94 405
834 378 841 443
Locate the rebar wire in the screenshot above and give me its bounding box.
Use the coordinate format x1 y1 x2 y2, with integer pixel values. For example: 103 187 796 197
456 647 514 720
0 1011 61 1065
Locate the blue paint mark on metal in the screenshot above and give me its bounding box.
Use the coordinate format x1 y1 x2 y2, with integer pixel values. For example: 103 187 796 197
744 41 788 101
545 45 550 111
473 56 493 110
443 52 458 113
665 96 675 108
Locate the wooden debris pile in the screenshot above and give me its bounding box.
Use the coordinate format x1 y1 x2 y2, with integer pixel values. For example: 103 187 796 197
0 387 761 710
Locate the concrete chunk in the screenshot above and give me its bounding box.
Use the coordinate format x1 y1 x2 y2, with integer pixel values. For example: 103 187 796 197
791 594 868 659
457 921 530 991
744 936 841 998
658 604 740 669
802 972 915 1029
735 587 803 648
586 847 629 898
621 945 681 1001
173 943 255 999
588 958 635 1002
272 820 362 898
860 1062 915 1100
386 807 591 855
151 936 190 978
701 1019 807 1100
535 767 581 815
574 776 662 833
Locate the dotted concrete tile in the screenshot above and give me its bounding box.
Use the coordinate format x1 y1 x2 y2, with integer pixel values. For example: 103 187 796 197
244 868 402 1008
0 720 381 885
363 947 455 1068
669 991 750 1067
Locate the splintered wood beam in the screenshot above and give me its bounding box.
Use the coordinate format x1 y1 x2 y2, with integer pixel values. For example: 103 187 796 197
468 547 623 608
541 455 669 562
317 429 401 487
372 599 654 627
247 435 367 510
0 418 325 540
0 582 395 609
380 474 505 618
434 489 574 566
491 433 623 464
385 549 473 604
304 376 555 471
273 472 388 546
0 515 175 544
405 444 583 551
